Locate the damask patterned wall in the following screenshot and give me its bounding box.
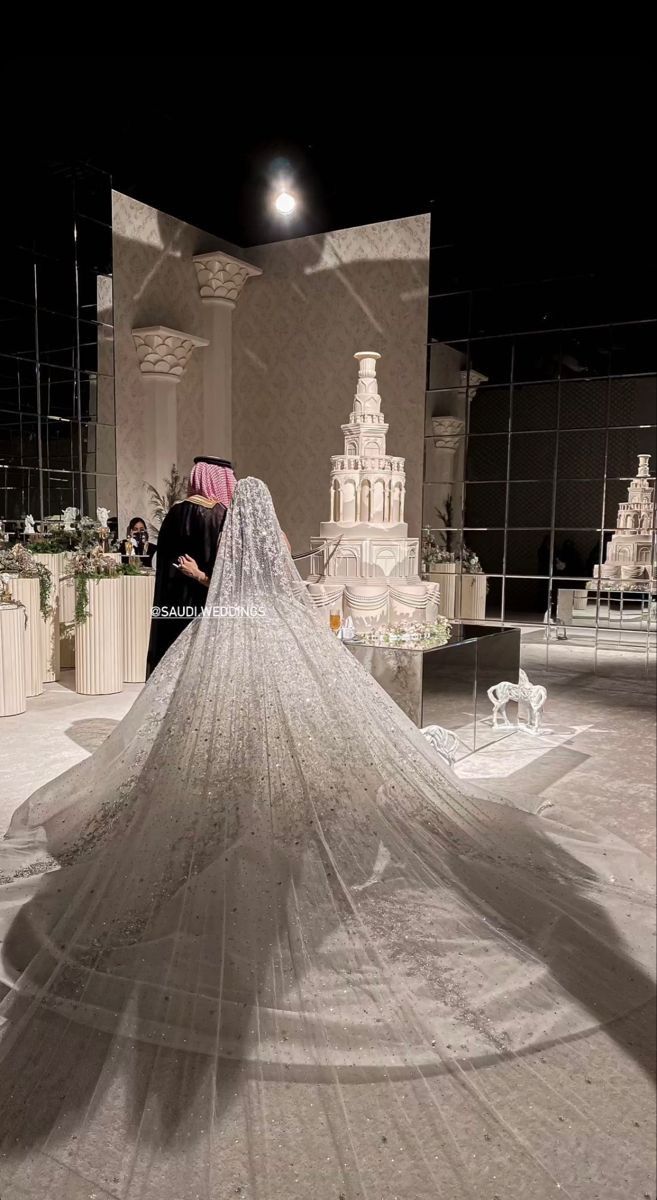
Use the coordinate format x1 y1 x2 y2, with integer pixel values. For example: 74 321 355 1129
112 192 240 533
232 215 430 558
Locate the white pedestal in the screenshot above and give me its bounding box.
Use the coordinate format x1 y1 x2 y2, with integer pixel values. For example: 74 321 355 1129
75 577 124 696
428 563 457 619
7 577 44 696
459 574 487 621
33 551 64 682
122 573 155 683
556 588 574 624
59 553 76 670
0 604 27 716
427 566 486 621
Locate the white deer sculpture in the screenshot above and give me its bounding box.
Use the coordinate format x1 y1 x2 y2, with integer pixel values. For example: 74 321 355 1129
420 724 460 767
487 669 547 735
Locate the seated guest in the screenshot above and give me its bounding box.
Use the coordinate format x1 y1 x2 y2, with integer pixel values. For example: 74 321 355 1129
120 516 157 567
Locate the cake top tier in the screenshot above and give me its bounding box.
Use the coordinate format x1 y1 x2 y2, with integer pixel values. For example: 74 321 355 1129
350 351 384 424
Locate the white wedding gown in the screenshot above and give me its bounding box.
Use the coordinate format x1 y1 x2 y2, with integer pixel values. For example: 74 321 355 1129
0 478 654 1199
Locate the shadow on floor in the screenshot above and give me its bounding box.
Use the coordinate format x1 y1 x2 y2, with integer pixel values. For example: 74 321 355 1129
65 718 120 754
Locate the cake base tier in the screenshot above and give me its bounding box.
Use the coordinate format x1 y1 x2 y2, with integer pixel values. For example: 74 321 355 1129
306 579 441 633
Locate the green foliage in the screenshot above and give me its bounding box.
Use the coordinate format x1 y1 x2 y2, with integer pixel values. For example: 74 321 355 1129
67 550 150 626
145 463 188 535
0 545 54 618
28 531 77 553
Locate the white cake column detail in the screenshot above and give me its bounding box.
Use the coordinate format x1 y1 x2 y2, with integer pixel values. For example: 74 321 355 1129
192 251 262 461
132 326 209 492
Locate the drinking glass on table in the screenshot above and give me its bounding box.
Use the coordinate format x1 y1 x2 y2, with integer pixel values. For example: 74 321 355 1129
329 605 342 635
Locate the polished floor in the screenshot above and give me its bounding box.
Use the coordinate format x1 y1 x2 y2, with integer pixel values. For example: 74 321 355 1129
2 648 655 854
0 652 655 1198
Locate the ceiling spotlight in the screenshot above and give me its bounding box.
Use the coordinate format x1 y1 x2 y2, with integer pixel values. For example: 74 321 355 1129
274 190 296 215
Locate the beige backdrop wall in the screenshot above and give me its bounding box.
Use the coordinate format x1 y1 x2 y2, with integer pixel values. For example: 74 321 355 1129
112 191 241 533
232 215 430 559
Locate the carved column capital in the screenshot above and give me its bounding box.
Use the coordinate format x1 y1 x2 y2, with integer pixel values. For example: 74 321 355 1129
132 326 209 383
432 416 465 451
458 369 488 402
192 250 262 308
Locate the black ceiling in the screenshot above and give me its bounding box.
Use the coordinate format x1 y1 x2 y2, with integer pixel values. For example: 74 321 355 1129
3 56 656 283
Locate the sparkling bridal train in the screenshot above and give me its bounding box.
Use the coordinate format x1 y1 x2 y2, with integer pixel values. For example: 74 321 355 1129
0 478 654 1200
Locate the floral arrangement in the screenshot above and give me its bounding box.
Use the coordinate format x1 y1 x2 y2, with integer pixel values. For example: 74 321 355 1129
27 529 78 554
422 508 484 578
359 617 452 648
461 546 483 574
67 547 141 627
146 463 188 536
421 527 454 574
26 509 114 554
0 544 53 618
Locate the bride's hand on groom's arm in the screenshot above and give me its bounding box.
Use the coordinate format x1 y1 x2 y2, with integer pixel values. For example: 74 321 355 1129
178 555 210 586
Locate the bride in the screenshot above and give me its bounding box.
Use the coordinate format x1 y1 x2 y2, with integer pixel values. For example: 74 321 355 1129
0 478 654 1200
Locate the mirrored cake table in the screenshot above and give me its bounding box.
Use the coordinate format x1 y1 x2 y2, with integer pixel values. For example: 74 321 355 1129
346 623 521 753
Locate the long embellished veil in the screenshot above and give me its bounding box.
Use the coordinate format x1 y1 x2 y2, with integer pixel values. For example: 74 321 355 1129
0 477 654 1199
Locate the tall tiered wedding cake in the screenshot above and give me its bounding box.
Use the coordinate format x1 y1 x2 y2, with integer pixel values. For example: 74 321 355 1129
308 352 440 630
592 453 656 587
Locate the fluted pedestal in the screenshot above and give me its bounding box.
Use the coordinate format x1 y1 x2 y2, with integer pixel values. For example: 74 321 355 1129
59 554 76 669
33 552 64 681
7 577 44 696
122 573 155 683
0 604 26 716
75 577 123 695
428 564 457 619
459 574 487 621
427 567 487 621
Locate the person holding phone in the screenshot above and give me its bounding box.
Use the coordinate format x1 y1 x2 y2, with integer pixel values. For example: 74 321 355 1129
119 516 157 567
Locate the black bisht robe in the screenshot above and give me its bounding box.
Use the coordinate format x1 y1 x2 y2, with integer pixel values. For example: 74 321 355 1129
146 496 227 676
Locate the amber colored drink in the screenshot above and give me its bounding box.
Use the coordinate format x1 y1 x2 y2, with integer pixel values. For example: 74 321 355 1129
329 612 342 634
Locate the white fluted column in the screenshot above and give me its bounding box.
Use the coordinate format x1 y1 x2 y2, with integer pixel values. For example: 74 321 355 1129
122 573 155 683
0 604 26 716
8 577 44 696
192 251 262 460
59 553 76 669
132 326 209 490
75 577 123 695
33 552 64 681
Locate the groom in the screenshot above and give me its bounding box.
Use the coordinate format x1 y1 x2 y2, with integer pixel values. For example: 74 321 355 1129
146 457 236 676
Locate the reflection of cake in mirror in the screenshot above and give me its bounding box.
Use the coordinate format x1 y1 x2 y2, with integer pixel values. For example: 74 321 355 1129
308 352 440 631
593 454 656 586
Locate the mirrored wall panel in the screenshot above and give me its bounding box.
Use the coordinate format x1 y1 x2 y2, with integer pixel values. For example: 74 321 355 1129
0 164 116 534
424 313 656 677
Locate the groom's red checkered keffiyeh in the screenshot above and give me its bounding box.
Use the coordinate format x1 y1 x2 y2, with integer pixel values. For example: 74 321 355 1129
188 459 236 507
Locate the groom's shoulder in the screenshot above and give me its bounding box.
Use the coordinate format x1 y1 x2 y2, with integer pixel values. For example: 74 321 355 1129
184 495 220 510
